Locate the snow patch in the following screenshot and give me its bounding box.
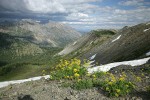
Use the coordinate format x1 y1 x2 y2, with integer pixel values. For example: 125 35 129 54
146 51 150 56
89 54 97 60
88 57 150 73
112 35 121 42
73 41 77 45
0 75 50 88
146 22 150 25
90 41 93 44
143 28 150 32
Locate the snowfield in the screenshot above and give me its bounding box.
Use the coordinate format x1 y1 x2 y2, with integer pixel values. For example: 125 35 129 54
143 28 150 32
88 57 150 73
0 75 50 88
112 35 121 42
73 41 77 45
89 54 97 60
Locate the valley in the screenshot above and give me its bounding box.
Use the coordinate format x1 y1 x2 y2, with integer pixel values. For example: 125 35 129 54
0 20 150 100
0 19 81 81
0 0 150 99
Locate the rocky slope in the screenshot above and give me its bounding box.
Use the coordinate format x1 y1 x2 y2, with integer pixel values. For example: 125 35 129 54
59 22 150 65
0 61 149 100
85 22 150 64
58 30 117 57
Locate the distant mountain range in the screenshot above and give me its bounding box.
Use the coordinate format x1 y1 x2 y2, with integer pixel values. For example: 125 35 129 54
0 19 81 63
0 19 81 47
59 22 150 65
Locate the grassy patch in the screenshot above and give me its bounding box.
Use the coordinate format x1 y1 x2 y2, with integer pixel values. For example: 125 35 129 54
92 30 116 37
49 59 138 98
72 79 93 90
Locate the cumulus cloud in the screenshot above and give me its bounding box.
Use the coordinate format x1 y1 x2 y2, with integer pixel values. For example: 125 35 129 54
25 0 66 13
0 0 101 13
119 0 145 6
0 0 150 31
0 0 66 13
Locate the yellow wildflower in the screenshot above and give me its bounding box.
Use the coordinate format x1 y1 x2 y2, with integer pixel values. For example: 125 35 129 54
73 68 78 73
136 76 141 82
116 89 120 93
42 70 45 73
109 73 116 82
126 90 129 93
86 73 91 77
66 76 69 79
122 72 127 78
64 76 67 79
119 77 125 81
115 93 119 97
141 73 144 76
77 79 81 82
125 85 129 87
70 76 73 79
74 73 80 78
106 87 109 91
68 66 71 70
108 82 113 85
93 78 97 80
50 76 53 79
92 74 96 78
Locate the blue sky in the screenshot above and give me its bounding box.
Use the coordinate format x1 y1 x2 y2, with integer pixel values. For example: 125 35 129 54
0 0 150 31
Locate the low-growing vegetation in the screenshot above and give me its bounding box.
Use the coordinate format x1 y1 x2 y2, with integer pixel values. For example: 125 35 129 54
49 58 138 97
101 72 135 97
92 30 116 37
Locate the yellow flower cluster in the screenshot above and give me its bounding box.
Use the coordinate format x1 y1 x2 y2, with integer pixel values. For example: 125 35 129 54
106 73 116 83
136 76 141 82
74 73 80 78
42 70 46 76
119 72 127 81
55 58 81 70
73 68 78 73
51 58 87 80
103 72 135 97
116 89 120 93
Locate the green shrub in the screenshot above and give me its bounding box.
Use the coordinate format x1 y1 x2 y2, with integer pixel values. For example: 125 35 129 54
102 80 134 97
92 71 106 78
101 73 135 97
92 30 116 37
50 58 87 80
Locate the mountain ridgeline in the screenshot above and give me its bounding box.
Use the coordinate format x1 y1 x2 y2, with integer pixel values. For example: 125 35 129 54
0 20 81 64
0 20 150 82
59 22 150 65
0 20 81 47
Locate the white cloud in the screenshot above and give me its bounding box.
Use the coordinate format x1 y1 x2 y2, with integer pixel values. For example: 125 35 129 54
66 12 89 21
25 0 66 13
119 0 144 6
0 0 150 30
0 0 66 13
59 0 99 4
0 0 101 14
